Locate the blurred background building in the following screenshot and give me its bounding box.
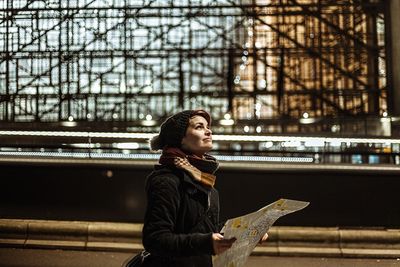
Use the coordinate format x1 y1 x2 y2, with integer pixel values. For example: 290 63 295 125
1 0 400 165
1 0 400 166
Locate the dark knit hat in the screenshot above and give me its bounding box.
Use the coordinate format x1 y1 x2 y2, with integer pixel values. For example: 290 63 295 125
150 110 211 151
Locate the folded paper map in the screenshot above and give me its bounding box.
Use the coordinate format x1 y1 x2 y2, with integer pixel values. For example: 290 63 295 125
213 199 309 267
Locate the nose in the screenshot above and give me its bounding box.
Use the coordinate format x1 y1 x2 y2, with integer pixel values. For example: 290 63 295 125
205 128 212 136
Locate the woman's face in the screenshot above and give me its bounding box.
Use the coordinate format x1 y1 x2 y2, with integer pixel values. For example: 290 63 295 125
181 115 212 157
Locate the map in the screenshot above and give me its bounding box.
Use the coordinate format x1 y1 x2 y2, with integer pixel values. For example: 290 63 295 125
213 199 309 267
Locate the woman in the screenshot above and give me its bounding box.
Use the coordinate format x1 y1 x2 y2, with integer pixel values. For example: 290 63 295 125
141 109 236 267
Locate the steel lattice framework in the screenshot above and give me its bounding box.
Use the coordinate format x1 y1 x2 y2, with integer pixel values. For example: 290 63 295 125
0 0 387 132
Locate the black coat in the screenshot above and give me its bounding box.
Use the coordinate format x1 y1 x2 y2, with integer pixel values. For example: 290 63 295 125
142 165 221 267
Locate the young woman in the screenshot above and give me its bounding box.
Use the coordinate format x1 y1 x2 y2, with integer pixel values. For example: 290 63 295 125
141 109 236 267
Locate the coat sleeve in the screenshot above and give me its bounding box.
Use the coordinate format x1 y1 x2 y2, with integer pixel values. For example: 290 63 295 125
142 175 214 257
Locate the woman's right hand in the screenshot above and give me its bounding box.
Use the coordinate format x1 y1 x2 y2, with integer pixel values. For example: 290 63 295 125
212 233 236 255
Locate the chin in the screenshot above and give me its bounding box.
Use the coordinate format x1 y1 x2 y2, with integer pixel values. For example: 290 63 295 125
204 146 213 153
204 142 212 148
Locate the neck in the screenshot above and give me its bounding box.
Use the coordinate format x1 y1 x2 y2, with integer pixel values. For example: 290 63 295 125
178 147 206 158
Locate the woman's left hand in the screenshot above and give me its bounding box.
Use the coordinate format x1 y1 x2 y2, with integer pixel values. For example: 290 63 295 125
258 233 269 244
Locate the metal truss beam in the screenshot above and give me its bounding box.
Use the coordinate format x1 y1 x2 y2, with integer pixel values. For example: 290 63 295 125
0 0 388 135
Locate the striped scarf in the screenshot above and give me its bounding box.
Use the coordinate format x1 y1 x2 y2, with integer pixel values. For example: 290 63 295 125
159 147 219 187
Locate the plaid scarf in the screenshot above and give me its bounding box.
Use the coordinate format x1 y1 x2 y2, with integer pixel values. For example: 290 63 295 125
159 147 219 187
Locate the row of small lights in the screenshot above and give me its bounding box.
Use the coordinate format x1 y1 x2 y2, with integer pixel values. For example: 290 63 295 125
64 113 156 127
3 150 400 167
0 151 313 163
67 114 154 121
0 130 399 144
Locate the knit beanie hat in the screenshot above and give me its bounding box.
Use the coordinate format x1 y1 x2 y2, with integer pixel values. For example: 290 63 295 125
150 110 211 151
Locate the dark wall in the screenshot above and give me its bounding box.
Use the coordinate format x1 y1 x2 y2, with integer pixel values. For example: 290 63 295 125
218 167 400 227
0 159 399 227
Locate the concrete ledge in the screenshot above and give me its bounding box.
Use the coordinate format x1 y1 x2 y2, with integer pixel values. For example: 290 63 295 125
0 219 399 258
